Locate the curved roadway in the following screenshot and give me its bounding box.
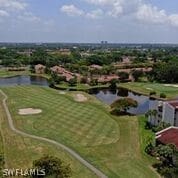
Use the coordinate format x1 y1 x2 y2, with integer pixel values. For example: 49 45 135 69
0 90 108 178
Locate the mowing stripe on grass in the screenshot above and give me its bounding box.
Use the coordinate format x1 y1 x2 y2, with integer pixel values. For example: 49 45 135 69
0 90 108 178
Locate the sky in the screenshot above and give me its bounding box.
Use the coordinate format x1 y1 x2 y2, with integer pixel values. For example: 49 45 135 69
0 0 178 43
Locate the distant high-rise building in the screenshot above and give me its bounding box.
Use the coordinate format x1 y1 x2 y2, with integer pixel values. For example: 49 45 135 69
101 41 108 45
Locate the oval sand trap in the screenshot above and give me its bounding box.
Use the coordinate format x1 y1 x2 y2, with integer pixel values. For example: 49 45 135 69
164 84 178 88
74 94 87 102
59 91 66 95
18 108 42 115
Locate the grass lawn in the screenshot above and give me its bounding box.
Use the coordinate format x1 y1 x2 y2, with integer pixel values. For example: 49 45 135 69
0 69 30 78
56 82 109 91
138 116 160 171
0 92 96 178
0 69 51 80
0 86 159 177
0 116 4 177
120 82 178 99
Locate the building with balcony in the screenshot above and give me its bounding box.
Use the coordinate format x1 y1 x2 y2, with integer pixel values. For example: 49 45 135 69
148 100 178 126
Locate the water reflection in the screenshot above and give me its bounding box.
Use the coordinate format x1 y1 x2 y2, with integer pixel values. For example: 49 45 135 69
91 88 158 115
117 88 128 97
0 75 48 86
0 75 158 115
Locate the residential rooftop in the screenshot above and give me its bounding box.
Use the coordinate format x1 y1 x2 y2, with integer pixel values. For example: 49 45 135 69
169 101 178 109
156 127 178 148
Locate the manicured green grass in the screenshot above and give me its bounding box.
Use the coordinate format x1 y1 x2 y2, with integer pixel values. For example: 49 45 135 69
0 94 4 177
0 93 96 178
0 69 51 80
1 86 159 177
138 116 160 165
0 98 4 156
3 86 119 146
0 122 4 177
0 132 3 155
120 82 178 99
56 82 109 91
0 69 30 78
85 115 159 178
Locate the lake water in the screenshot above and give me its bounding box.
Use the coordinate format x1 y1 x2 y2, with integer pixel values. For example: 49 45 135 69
0 75 157 115
90 88 157 115
0 75 48 86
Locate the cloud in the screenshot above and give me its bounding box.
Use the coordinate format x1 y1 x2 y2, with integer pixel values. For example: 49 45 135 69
136 4 167 24
84 0 178 28
0 0 28 23
0 10 9 17
60 4 84 16
18 12 41 22
85 0 115 6
168 14 178 27
85 0 142 17
86 9 104 19
0 0 42 24
0 0 27 11
136 4 178 28
108 2 123 17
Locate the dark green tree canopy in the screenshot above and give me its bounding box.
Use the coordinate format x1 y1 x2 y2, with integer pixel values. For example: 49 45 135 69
32 155 71 178
111 98 138 115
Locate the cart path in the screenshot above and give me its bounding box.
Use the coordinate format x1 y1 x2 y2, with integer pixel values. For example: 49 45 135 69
0 90 108 178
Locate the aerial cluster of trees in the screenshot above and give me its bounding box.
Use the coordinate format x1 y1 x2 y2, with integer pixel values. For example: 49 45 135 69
0 49 78 67
1 47 178 85
149 61 178 83
110 98 138 115
0 48 156 67
0 154 4 178
146 140 178 178
144 113 177 177
0 134 4 178
0 49 30 67
31 155 71 178
1 46 178 68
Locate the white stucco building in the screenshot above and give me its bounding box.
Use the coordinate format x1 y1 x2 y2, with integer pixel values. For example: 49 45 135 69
148 100 178 126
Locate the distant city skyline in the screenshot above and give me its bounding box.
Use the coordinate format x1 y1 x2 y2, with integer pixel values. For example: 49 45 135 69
0 0 178 43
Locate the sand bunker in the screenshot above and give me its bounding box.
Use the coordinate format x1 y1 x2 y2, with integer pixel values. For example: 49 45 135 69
74 94 87 102
146 87 153 90
164 84 178 88
18 108 42 115
59 91 66 95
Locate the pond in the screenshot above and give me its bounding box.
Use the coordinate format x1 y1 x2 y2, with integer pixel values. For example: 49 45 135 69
0 75 158 115
89 88 157 115
0 75 49 86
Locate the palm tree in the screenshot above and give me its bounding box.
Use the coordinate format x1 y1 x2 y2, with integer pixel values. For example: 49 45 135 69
145 109 158 125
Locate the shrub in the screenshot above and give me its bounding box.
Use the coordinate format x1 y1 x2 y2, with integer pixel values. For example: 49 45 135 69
109 79 118 90
32 155 71 178
48 78 55 88
160 93 166 98
0 154 4 177
149 91 156 96
132 70 144 82
51 72 66 84
90 79 98 86
145 142 155 155
110 98 138 115
80 77 88 84
68 77 77 86
152 122 171 132
118 71 129 81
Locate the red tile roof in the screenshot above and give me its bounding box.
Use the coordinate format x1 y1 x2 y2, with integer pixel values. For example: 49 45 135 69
97 75 119 83
90 64 102 69
156 128 178 148
169 102 178 109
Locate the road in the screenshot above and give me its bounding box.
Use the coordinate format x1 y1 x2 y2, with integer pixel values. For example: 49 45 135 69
0 90 108 178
